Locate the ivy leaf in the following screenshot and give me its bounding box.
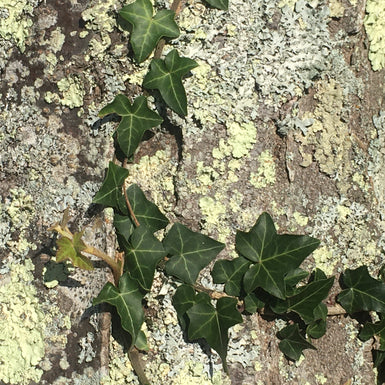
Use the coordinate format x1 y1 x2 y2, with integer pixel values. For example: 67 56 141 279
359 317 385 349
187 297 243 373
56 231 94 271
92 162 128 212
277 324 316 361
164 223 224 285
284 268 309 296
237 212 320 299
114 213 135 242
204 0 228 10
123 226 165 291
135 330 149 352
286 276 334 323
338 266 385 314
126 184 168 232
306 319 327 339
143 49 198 116
99 95 163 158
244 293 265 314
211 256 251 296
93 273 145 347
119 0 180 63
172 284 211 329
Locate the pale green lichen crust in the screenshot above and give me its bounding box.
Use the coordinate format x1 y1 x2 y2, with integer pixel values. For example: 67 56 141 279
0 0 36 52
364 0 385 71
0 259 45 384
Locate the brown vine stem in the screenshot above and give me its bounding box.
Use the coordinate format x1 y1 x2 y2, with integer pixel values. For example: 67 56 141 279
123 181 141 227
153 0 184 59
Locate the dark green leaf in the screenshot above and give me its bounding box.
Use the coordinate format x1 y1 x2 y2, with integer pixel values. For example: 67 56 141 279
126 184 168 232
92 162 128 212
135 330 149 351
306 319 326 339
143 49 198 116
123 226 165 291
285 268 309 289
187 297 243 372
237 212 320 299
244 293 265 314
277 324 316 361
313 302 328 321
172 285 210 329
119 0 179 63
56 231 94 271
338 266 385 314
99 95 163 158
287 277 334 323
359 317 385 350
211 256 251 296
373 350 385 368
204 0 228 10
114 213 134 242
93 273 145 347
164 223 224 284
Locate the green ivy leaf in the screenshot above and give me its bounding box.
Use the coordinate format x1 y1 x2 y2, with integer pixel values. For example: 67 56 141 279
277 324 316 361
114 213 135 242
211 256 251 296
338 266 385 314
284 268 309 296
92 162 128 212
237 212 320 299
172 284 211 330
204 0 228 10
164 223 224 284
135 330 149 352
114 184 168 244
187 297 243 373
286 276 334 323
56 231 94 271
126 184 168 232
119 0 179 63
306 319 327 339
93 273 144 347
143 49 198 116
244 293 265 314
123 226 165 291
359 316 385 350
99 95 163 158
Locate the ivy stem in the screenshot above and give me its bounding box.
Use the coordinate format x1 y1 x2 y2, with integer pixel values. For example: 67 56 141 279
128 349 150 385
123 182 140 227
153 0 184 59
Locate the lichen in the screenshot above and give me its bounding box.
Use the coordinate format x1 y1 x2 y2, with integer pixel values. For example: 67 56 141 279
364 0 385 71
0 259 45 384
250 150 276 189
0 0 35 52
56 76 85 109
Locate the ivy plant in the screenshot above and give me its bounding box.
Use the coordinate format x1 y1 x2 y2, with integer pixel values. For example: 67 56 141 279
48 0 384 383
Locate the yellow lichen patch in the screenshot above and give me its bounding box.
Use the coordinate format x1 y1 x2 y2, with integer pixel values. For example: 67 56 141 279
364 0 385 71
227 120 257 159
57 76 85 109
81 0 118 33
124 149 177 212
250 150 276 188
0 0 34 52
312 246 337 276
293 211 309 227
295 79 352 194
0 259 45 384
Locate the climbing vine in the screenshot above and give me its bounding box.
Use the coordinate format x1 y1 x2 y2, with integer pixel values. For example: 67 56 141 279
48 0 385 383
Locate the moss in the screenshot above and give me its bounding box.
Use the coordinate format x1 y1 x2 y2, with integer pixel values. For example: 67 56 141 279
364 0 385 71
0 0 34 52
0 259 45 384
